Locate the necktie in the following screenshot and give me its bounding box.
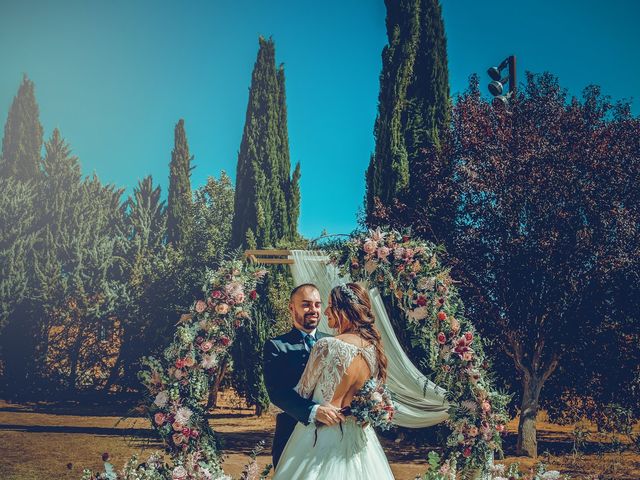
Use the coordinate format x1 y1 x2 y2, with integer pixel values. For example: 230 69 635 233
304 334 316 350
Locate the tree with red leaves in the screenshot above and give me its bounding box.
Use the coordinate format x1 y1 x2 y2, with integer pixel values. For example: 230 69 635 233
373 72 640 457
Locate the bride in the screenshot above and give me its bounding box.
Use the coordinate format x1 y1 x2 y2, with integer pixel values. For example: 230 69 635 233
272 282 395 479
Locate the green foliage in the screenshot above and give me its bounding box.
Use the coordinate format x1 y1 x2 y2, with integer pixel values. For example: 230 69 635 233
0 178 38 334
0 74 43 181
366 0 450 220
14 129 127 394
189 172 235 267
167 119 193 247
231 37 299 248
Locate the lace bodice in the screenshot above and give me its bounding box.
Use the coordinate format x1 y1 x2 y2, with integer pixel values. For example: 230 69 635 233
294 337 379 403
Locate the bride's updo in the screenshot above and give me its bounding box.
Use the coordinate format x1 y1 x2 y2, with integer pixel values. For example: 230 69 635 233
329 282 388 382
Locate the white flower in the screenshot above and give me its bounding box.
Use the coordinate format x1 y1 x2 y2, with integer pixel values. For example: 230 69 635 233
541 471 561 479
201 354 217 369
172 465 187 480
174 406 193 425
154 391 169 408
416 276 435 291
407 306 429 321
371 392 383 403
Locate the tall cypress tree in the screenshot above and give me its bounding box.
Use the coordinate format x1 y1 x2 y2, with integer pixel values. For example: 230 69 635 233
1 74 44 181
365 0 450 221
231 37 299 248
167 119 193 246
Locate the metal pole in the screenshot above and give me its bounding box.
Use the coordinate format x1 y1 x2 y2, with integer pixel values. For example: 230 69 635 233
508 55 517 94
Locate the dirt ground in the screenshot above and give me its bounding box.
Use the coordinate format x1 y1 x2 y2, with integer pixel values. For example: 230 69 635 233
0 394 638 480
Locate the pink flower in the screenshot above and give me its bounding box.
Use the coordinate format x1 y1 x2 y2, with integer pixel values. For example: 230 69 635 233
211 290 222 299
363 240 377 254
194 300 207 313
249 290 258 300
496 424 505 433
393 247 406 258
464 331 473 343
437 332 447 344
437 311 447 321
481 400 492 413
200 341 213 352
220 335 231 346
175 359 186 369
468 426 479 437
215 303 229 315
234 292 245 303
463 447 472 458
462 351 473 362
377 246 390 260
172 421 183 431
439 463 450 475
183 357 195 368
364 259 378 273
154 412 166 425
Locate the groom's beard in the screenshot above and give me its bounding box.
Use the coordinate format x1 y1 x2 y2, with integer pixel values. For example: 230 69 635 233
297 313 319 330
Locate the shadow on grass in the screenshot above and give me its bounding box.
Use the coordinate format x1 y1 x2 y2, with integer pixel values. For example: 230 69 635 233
0 398 255 420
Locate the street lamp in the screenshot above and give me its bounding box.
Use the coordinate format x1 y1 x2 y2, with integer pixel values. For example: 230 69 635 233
487 55 516 106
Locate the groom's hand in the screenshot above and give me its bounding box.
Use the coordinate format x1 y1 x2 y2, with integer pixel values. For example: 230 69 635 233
315 403 346 426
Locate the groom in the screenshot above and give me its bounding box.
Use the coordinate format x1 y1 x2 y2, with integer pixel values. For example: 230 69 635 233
263 283 345 469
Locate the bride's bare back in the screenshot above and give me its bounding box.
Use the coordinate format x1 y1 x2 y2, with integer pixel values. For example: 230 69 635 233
330 333 373 409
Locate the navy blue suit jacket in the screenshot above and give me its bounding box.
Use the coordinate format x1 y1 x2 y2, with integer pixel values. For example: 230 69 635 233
263 327 331 468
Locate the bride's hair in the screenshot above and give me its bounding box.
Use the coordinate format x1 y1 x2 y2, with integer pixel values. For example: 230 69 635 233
329 283 388 382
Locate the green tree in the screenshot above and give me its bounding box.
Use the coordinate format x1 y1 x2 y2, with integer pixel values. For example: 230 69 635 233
29 129 126 394
366 0 450 222
107 175 168 388
231 37 300 248
167 119 193 247
190 172 235 266
0 74 43 181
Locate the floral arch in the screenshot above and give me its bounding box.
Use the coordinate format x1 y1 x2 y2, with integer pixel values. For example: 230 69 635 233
83 228 512 480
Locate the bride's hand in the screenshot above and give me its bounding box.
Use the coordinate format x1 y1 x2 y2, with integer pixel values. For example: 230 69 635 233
315 403 346 426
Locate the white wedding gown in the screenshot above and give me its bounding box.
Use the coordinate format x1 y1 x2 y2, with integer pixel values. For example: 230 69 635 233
272 337 395 479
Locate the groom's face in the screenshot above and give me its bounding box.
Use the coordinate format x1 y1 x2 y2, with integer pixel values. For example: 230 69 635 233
289 286 322 333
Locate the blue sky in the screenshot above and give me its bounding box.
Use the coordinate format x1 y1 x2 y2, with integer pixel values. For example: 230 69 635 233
1 0 638 239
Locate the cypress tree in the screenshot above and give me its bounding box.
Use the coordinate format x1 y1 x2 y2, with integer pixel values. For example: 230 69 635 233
167 119 193 246
365 0 450 221
1 74 44 181
231 37 299 248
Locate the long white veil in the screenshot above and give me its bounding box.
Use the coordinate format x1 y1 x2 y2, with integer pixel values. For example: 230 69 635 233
289 250 449 428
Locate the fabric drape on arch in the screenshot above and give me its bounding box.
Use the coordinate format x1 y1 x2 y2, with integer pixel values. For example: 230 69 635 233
289 250 449 428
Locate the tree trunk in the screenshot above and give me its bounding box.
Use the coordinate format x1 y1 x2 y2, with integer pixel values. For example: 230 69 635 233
517 374 543 457
207 356 229 410
67 318 87 393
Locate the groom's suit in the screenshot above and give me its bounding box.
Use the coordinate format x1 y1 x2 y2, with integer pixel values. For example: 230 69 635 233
263 327 331 469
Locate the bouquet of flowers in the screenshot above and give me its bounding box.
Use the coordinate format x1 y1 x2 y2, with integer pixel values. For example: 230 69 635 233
340 378 396 430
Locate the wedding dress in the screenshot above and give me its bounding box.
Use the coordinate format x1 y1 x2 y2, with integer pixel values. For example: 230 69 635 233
272 336 395 479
